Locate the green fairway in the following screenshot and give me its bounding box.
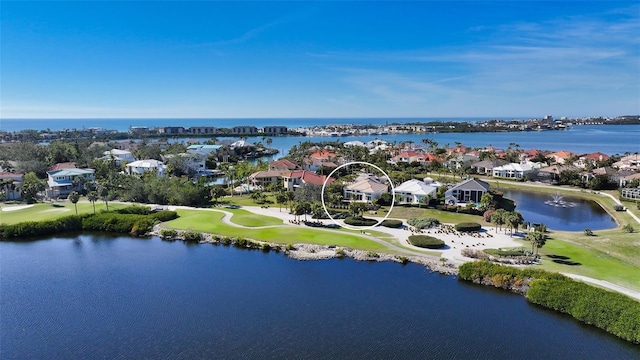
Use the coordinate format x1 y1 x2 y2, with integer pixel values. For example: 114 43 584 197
221 207 284 227
165 209 391 251
537 237 640 292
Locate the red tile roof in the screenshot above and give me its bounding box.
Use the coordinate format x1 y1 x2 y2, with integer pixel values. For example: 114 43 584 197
282 170 334 186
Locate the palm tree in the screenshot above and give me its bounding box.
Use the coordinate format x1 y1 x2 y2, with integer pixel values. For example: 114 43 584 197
527 231 547 255
68 191 80 215
491 209 506 233
87 191 98 214
506 211 524 237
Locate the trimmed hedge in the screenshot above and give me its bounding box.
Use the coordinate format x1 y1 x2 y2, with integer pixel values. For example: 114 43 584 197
380 219 403 228
484 248 528 257
407 235 445 249
455 222 482 232
115 205 151 215
527 279 640 344
344 216 377 227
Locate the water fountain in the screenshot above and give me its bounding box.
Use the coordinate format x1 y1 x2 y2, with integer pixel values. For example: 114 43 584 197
544 192 576 208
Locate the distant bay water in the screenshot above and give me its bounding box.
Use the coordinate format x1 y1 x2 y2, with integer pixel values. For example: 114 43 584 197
2 236 638 359
1 118 638 154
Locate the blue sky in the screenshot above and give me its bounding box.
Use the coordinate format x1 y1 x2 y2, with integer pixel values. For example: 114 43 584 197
1 1 639 119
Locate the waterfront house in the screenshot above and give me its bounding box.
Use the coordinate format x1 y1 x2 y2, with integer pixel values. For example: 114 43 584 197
445 154 479 170
470 159 508 176
394 178 439 205
46 168 95 198
125 159 167 177
282 170 333 191
444 178 490 205
187 144 222 157
537 164 581 183
269 159 300 172
613 154 640 171
492 161 542 179
0 172 23 200
163 153 206 175
249 170 285 188
575 152 610 168
101 149 136 165
549 150 576 165
343 178 388 203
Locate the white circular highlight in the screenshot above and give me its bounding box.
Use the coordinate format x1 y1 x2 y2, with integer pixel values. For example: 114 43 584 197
321 161 396 231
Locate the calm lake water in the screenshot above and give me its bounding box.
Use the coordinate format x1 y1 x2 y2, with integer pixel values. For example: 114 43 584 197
501 189 617 231
2 235 638 359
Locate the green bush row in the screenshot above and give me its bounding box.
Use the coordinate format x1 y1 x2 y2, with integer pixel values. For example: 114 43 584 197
0 215 85 240
407 217 440 229
458 261 566 283
455 222 482 232
344 216 377 226
0 208 179 240
527 279 640 344
380 219 403 228
407 235 445 249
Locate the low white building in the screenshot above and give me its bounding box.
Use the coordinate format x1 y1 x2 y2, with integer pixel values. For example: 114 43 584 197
343 178 388 203
492 161 542 179
101 149 136 165
126 159 167 177
394 179 439 205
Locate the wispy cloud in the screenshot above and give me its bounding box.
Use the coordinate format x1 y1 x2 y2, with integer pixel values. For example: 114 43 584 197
313 4 640 116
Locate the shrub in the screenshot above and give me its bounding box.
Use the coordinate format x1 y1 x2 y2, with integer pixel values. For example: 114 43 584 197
115 205 151 215
380 219 403 228
344 216 377 227
396 256 409 264
407 217 440 229
622 224 635 233
160 229 178 239
455 222 482 232
527 279 640 344
583 229 594 236
0 215 84 240
366 251 379 258
182 231 202 242
407 235 445 249
461 248 489 259
285 244 296 251
335 248 346 257
151 210 179 222
484 248 528 257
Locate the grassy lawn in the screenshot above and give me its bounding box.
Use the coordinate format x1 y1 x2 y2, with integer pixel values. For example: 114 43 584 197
219 193 278 207
536 237 640 292
165 209 391 252
372 205 490 226
0 201 128 224
221 207 284 227
548 228 640 268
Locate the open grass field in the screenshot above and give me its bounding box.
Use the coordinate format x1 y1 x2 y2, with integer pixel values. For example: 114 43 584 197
164 209 392 252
